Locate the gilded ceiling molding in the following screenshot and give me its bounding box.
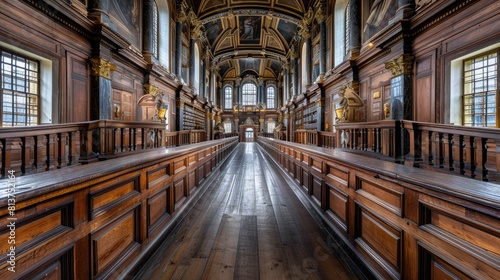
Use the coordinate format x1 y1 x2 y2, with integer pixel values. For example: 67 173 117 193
144 84 159 96
385 54 414 76
212 51 286 66
90 57 116 80
199 9 301 25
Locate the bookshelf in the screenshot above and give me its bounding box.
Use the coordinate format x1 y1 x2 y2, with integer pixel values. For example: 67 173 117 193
303 102 318 130
183 104 206 130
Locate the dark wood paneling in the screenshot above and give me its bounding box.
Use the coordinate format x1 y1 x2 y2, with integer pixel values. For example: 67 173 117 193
258 137 500 280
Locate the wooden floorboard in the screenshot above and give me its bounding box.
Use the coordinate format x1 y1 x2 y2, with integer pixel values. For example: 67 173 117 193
133 143 360 280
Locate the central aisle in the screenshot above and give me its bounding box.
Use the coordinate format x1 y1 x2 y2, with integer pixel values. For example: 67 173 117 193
134 143 360 280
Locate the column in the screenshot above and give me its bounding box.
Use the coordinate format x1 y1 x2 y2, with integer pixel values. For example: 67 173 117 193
89 58 115 120
316 6 326 82
257 77 264 104
217 81 222 107
306 37 312 85
175 5 186 80
284 62 290 102
209 65 215 104
398 0 416 19
235 77 241 105
349 0 361 57
89 0 111 25
385 54 414 121
142 0 155 60
292 55 299 99
189 38 195 88
201 59 207 99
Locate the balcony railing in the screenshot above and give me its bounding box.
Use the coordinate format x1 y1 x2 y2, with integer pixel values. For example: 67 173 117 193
335 120 500 182
0 120 166 178
165 130 207 147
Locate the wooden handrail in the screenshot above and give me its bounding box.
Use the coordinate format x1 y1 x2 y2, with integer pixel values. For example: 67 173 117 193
258 136 500 279
0 120 166 178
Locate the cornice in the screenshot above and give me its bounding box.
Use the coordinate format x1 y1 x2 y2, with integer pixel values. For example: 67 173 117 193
411 0 479 38
21 0 93 40
199 8 301 25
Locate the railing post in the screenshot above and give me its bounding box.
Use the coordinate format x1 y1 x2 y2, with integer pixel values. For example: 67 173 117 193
57 132 68 169
394 121 403 164
404 122 422 167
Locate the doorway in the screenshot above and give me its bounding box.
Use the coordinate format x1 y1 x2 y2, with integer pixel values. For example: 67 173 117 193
245 128 254 142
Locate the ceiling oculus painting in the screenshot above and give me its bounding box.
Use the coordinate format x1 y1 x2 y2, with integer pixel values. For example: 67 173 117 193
239 16 262 44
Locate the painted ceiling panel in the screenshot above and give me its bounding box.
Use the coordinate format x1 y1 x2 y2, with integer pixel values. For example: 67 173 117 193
193 0 309 79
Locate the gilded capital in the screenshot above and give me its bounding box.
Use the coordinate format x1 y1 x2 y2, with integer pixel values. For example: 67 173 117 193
90 57 116 79
315 6 326 23
385 54 414 76
177 99 185 108
144 84 159 96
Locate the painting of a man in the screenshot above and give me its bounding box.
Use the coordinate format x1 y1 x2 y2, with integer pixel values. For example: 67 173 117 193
239 16 261 44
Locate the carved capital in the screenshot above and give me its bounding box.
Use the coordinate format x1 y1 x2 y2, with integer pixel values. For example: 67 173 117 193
235 77 242 86
315 5 326 23
177 6 187 22
385 54 414 76
144 84 159 96
177 99 185 108
90 57 116 79
257 77 264 86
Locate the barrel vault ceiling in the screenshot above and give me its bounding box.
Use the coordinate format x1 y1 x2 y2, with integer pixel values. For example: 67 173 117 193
187 0 311 81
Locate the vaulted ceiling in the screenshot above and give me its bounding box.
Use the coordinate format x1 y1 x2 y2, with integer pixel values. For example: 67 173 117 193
187 0 312 81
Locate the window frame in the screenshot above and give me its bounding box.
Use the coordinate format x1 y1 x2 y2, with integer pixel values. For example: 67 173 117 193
242 82 257 106
224 85 233 109
266 85 276 109
462 49 499 128
1 49 40 127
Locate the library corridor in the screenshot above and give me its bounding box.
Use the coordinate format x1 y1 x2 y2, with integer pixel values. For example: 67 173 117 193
133 143 362 280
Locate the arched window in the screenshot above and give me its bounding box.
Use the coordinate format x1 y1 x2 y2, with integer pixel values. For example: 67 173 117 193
334 0 349 67
157 0 170 70
224 86 233 109
242 83 257 105
267 86 276 109
152 1 159 58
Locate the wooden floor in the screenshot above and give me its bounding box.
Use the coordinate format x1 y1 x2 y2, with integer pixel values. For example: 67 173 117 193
133 143 362 280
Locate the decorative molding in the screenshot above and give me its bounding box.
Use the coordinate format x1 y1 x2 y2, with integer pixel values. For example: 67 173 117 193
89 57 116 79
385 54 414 76
199 9 301 25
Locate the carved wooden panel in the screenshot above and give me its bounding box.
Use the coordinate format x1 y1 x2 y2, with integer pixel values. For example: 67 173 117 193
188 169 196 193
91 208 139 277
90 176 140 219
174 158 187 174
174 177 187 207
147 186 171 235
147 163 171 190
355 173 403 216
311 173 322 204
355 205 402 279
326 182 349 232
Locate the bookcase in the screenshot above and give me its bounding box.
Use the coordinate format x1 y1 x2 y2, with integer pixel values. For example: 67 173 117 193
183 104 206 130
294 102 318 131
294 107 303 130
303 102 318 130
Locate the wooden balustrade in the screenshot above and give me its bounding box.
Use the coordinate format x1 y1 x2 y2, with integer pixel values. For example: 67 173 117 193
294 129 319 146
318 131 336 149
335 120 500 182
0 121 166 178
258 137 500 280
0 137 238 279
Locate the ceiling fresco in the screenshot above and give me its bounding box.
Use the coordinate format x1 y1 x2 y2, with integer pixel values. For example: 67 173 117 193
191 0 310 80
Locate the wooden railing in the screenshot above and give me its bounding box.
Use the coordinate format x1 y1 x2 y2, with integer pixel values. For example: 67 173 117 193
258 137 500 280
165 130 206 147
0 137 238 279
335 120 500 182
0 120 165 178
294 129 319 145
